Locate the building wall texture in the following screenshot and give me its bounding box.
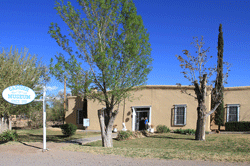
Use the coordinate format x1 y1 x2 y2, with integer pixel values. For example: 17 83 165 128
66 85 250 131
67 85 215 131
223 86 250 122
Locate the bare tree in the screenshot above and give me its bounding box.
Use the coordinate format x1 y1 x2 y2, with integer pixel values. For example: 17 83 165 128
176 36 230 140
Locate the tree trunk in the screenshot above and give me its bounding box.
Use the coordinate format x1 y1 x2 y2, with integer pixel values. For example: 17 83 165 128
195 110 207 141
63 77 66 125
0 117 4 133
102 126 113 147
0 115 12 133
98 108 118 147
8 117 12 130
194 74 207 141
195 108 202 140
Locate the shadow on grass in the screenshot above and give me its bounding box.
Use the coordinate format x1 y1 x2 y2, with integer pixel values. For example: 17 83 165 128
0 141 8 145
51 124 63 128
18 134 70 143
150 134 195 141
81 138 118 147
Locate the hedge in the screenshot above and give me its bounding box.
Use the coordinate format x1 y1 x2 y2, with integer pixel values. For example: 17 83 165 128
225 121 250 131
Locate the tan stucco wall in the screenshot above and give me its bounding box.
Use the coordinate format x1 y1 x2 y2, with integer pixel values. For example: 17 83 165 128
224 86 250 122
66 96 85 129
67 85 212 131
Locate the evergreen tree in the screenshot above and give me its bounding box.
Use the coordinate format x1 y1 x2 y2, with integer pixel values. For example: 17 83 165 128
213 24 224 130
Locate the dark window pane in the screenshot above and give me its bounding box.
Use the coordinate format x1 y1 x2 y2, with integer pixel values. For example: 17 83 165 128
79 110 83 124
228 106 238 122
176 106 185 125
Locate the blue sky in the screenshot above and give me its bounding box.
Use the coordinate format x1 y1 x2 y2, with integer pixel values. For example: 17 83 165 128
1 0 249 94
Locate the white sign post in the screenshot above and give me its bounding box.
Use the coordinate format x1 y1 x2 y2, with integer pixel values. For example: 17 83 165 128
2 85 48 152
83 118 89 136
42 86 47 152
34 86 47 152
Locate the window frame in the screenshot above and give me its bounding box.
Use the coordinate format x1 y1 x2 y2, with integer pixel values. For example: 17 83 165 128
174 104 187 126
226 104 240 122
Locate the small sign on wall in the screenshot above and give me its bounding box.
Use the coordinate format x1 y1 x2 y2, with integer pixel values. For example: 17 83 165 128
83 118 90 127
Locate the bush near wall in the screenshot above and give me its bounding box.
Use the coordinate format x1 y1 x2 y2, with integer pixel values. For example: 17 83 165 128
173 129 196 135
0 130 19 142
116 131 148 141
60 123 77 136
156 125 170 133
117 131 133 140
225 121 250 131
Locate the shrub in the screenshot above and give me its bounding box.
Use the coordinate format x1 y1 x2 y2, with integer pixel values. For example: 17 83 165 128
156 125 170 133
133 131 144 138
117 130 133 141
0 130 19 142
173 129 196 135
60 123 77 136
225 121 250 131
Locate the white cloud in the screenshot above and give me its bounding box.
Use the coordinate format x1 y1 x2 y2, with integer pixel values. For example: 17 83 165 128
59 88 71 94
47 86 58 91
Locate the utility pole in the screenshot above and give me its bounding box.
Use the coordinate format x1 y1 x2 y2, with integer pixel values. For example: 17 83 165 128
64 77 66 124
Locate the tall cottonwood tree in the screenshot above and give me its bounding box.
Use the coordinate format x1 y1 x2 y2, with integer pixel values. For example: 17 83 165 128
50 54 91 124
176 37 230 140
50 54 90 96
0 47 48 132
49 0 152 147
212 24 225 130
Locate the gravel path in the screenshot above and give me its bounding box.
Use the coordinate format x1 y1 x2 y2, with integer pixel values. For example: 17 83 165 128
1 142 250 166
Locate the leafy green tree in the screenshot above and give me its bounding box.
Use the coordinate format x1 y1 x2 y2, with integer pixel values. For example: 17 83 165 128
50 54 91 124
212 24 225 130
50 54 90 96
47 91 66 123
0 46 48 132
176 37 230 141
49 0 152 147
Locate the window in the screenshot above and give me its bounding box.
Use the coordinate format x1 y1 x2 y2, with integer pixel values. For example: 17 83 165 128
174 105 186 126
227 104 240 122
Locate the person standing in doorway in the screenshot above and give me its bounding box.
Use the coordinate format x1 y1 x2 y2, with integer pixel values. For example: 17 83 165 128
144 117 148 130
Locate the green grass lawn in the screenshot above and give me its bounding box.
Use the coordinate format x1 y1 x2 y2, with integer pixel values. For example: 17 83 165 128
62 133 250 163
14 128 100 142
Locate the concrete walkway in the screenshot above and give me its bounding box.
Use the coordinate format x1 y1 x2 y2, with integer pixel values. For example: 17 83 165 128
65 132 118 145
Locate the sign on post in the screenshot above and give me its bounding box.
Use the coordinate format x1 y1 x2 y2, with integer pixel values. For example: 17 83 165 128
2 85 35 105
2 85 48 152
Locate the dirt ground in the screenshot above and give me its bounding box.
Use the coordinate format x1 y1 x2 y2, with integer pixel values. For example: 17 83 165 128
1 142 250 166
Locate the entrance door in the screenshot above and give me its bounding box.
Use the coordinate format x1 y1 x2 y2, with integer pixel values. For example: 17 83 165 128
135 108 149 131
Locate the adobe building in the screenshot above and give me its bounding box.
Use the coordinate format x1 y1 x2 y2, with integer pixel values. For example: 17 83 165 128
66 85 250 131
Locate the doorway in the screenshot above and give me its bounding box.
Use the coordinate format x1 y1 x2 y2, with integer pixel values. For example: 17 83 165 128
132 106 151 131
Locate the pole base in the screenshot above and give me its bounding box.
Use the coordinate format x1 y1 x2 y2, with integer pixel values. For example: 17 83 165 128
42 148 49 152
